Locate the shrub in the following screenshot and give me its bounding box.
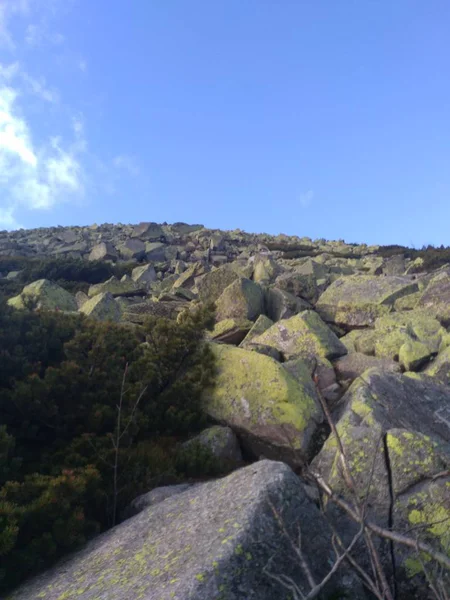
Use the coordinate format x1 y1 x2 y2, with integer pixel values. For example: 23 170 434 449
0 467 101 589
0 301 216 592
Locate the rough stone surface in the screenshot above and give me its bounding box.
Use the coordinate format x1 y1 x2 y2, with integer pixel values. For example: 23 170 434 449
88 242 117 261
251 310 347 361
121 484 199 521
196 265 240 303
264 287 311 321
79 292 122 322
88 276 142 298
316 275 419 327
132 263 157 285
210 318 253 345
203 344 322 464
215 278 264 322
8 461 349 600
239 314 273 348
312 369 450 596
333 352 401 382
8 279 77 312
181 426 243 465
417 272 450 325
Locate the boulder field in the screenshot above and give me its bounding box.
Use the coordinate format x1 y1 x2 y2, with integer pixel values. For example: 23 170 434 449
3 222 450 599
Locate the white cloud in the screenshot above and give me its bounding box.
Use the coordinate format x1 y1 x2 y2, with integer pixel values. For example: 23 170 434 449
0 86 37 166
22 72 59 103
0 79 85 226
78 59 87 73
0 205 19 229
299 189 314 208
113 154 140 177
0 61 58 104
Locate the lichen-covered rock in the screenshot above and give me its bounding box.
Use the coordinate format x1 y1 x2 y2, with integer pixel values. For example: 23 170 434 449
251 254 280 284
145 242 168 262
8 461 355 600
122 299 187 322
316 275 419 327
196 264 240 303
118 239 146 260
88 242 117 261
313 368 450 510
239 314 273 348
75 290 89 308
334 352 401 382
121 484 200 521
182 426 243 465
394 291 421 311
210 318 253 345
417 272 450 325
131 263 157 285
203 344 322 464
251 310 347 361
374 310 445 354
79 292 122 322
386 429 449 496
131 221 164 240
312 369 450 596
7 279 77 312
88 276 142 298
275 259 328 303
215 278 264 322
393 476 450 596
172 262 209 290
399 340 432 371
425 346 450 384
264 287 311 322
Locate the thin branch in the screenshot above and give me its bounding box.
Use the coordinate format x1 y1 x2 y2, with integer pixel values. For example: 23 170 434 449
310 471 450 571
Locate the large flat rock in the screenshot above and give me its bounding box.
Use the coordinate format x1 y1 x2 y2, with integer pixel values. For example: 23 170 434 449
316 275 418 327
8 461 344 600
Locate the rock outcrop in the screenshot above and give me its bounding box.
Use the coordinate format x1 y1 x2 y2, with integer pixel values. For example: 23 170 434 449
8 461 352 600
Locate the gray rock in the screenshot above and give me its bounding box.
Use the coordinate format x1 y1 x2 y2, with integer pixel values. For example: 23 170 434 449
333 352 401 382
181 426 243 471
215 278 264 322
88 242 117 261
8 461 352 600
131 263 157 285
121 483 197 520
264 287 311 321
118 239 146 260
131 222 165 241
316 275 419 327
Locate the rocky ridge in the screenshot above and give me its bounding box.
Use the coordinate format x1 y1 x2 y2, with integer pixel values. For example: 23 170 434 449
4 222 450 599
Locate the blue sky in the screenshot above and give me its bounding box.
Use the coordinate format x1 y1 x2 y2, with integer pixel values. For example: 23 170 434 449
0 1 449 246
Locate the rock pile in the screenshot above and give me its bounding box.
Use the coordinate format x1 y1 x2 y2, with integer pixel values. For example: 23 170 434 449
4 222 450 599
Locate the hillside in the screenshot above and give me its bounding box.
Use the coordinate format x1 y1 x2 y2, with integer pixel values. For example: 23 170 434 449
1 221 449 600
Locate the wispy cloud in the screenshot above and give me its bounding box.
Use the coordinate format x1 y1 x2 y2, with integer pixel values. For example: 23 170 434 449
0 75 85 227
299 189 314 208
113 154 140 177
0 0 31 50
22 72 59 103
25 23 65 47
78 59 87 73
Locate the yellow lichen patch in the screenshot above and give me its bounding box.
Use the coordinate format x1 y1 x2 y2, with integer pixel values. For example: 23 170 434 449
387 429 448 495
203 344 322 455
